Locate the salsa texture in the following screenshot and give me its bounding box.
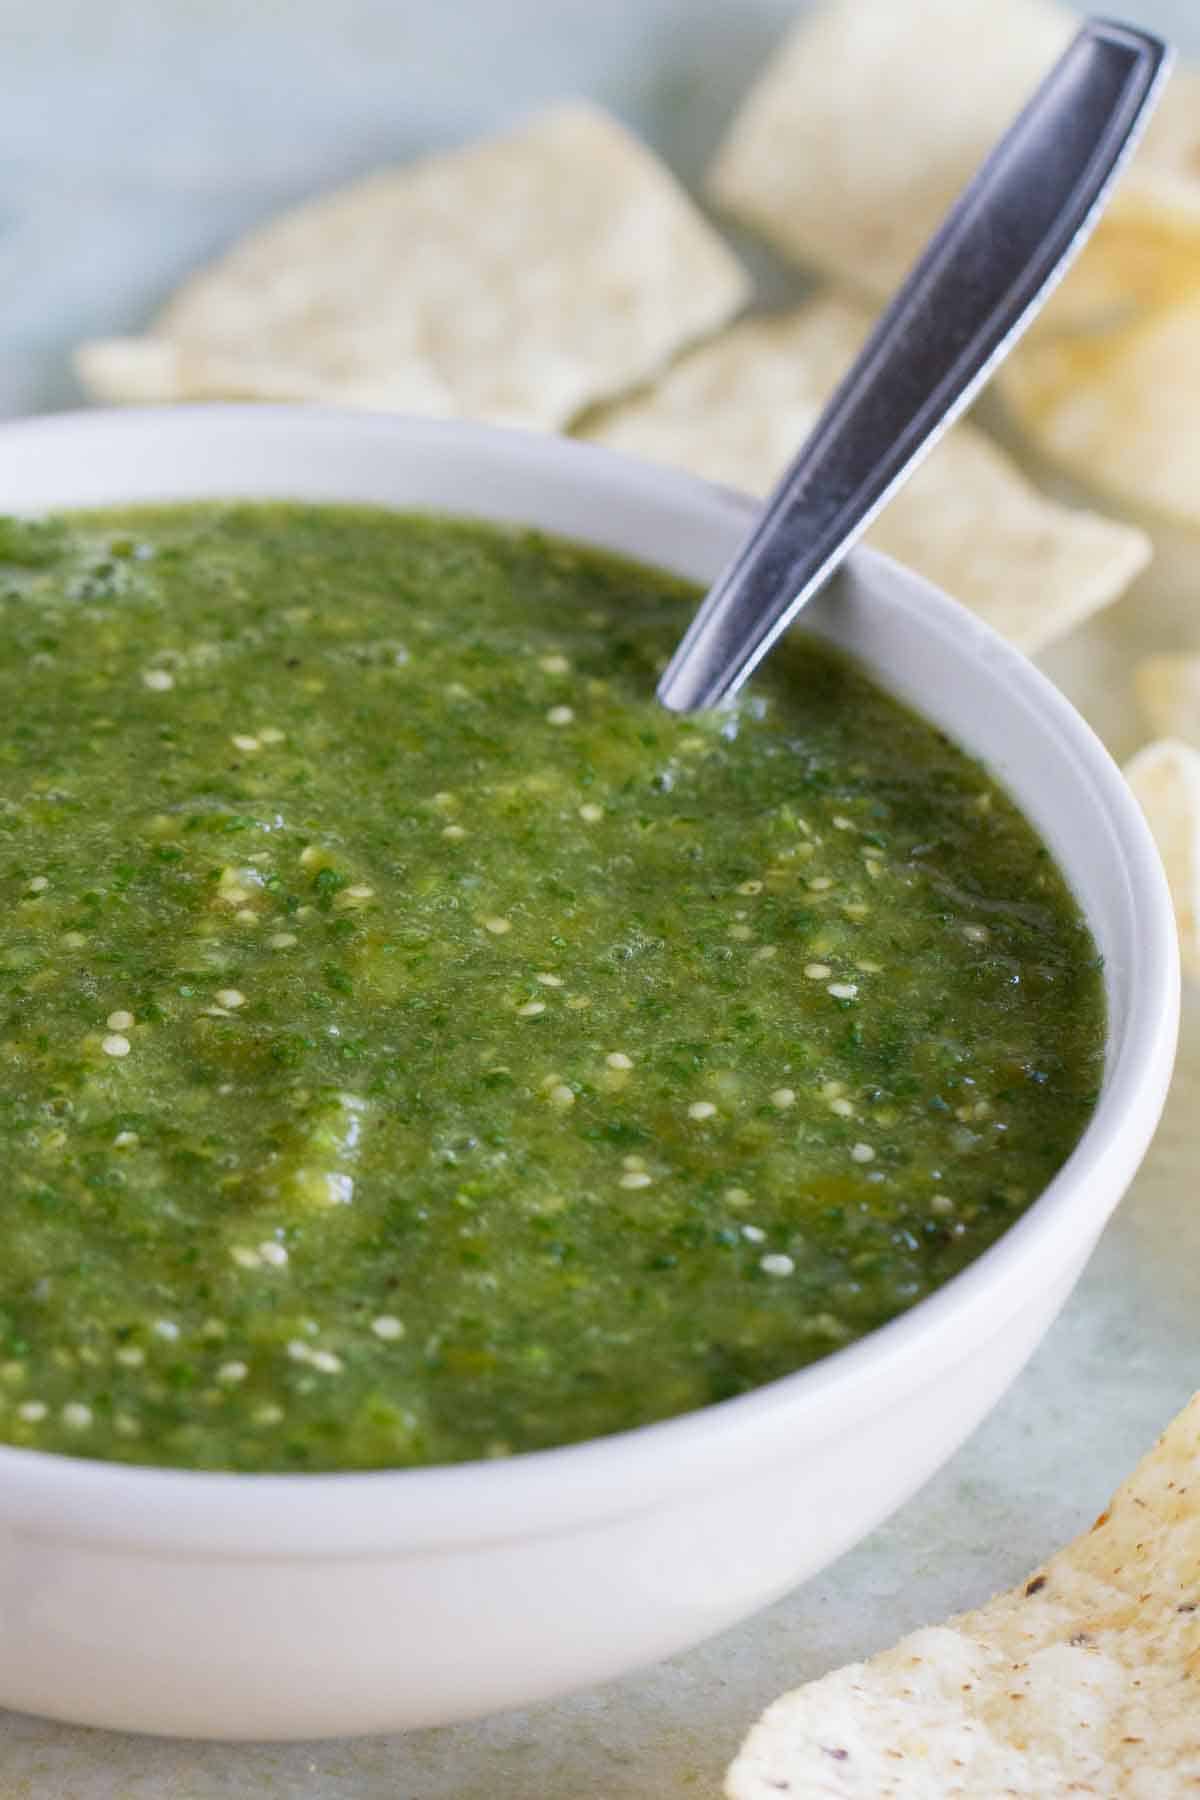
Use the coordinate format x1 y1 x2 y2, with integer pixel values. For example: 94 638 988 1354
0 504 1104 1470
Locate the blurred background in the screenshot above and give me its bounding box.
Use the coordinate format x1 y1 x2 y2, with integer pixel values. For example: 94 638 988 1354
3 0 1195 418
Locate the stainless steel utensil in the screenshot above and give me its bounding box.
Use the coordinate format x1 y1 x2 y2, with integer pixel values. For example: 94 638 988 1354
658 16 1171 713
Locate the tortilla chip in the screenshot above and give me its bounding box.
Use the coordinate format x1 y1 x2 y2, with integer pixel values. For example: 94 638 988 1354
1037 65 1200 337
994 64 1200 516
726 1391 1200 1799
583 299 1150 654
1136 656 1200 747
998 70 1200 337
72 103 749 429
1125 65 1200 236
1000 295 1200 525
73 336 456 413
1125 739 1200 980
707 1 1200 337
708 0 1072 301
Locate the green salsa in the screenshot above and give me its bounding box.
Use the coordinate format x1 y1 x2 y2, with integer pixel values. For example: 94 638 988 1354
0 504 1104 1470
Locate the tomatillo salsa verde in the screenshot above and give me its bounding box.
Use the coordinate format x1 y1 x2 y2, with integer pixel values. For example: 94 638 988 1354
0 504 1104 1470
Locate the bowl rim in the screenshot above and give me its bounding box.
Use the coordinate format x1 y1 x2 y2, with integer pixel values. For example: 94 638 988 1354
0 404 1179 1549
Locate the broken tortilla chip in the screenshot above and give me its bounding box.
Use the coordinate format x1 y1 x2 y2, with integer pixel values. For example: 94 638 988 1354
707 0 1200 337
583 298 1150 654
1136 655 1200 748
73 102 749 430
1125 739 1200 980
726 1391 1200 1799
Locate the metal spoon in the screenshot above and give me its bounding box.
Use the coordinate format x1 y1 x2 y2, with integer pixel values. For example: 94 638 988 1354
657 16 1171 714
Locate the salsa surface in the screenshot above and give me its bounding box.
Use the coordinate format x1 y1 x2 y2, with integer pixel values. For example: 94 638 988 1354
0 504 1104 1470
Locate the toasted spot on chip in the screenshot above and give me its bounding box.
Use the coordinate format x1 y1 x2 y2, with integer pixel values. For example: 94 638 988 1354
1125 738 1200 980
73 103 748 431
727 1391 1200 1799
584 298 1148 652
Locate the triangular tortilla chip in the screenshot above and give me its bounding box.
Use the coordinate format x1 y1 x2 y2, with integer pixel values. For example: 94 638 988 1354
727 1392 1200 1798
74 103 749 430
1125 738 1200 980
583 298 1150 654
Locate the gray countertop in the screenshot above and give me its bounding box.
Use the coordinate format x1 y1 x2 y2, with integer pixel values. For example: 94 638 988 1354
1 3 1197 1792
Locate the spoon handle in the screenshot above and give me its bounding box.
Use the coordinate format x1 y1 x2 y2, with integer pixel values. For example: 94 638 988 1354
657 17 1171 714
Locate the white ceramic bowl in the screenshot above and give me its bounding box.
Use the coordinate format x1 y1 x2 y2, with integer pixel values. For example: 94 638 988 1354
0 407 1178 1741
